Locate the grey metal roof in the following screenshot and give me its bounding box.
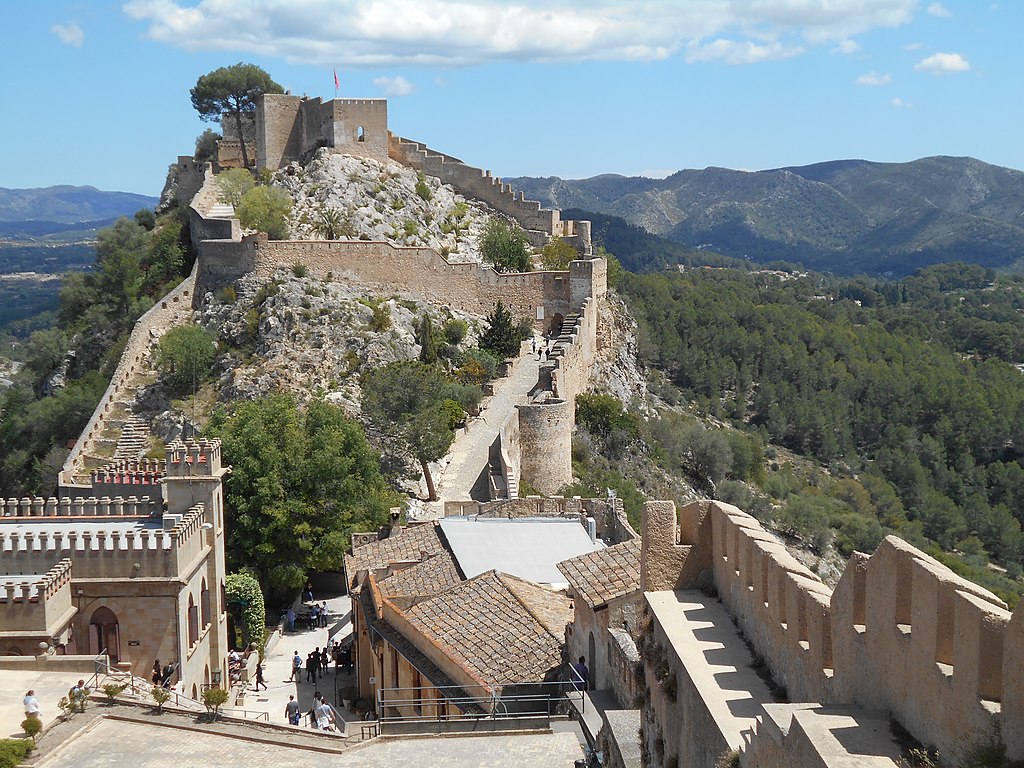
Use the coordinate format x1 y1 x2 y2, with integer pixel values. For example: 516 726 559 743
438 517 604 587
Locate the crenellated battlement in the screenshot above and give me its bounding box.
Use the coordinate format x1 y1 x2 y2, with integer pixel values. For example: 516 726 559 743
1 496 161 518
165 438 223 477
90 458 165 494
0 558 73 603
641 499 1024 764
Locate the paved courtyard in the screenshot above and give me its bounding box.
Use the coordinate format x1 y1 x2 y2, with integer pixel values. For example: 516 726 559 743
34 717 584 768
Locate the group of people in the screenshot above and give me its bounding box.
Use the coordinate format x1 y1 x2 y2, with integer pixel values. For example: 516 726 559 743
284 599 330 632
150 660 177 688
284 692 336 731
290 639 352 683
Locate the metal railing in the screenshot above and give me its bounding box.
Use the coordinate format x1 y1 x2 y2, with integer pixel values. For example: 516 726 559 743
374 675 584 735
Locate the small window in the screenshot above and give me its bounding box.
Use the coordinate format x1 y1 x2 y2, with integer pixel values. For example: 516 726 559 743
357 125 365 142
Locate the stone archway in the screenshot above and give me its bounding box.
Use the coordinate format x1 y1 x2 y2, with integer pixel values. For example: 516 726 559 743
90 606 120 663
549 313 564 337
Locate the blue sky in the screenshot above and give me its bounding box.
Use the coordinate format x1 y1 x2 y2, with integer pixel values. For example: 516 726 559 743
1 1 1019 195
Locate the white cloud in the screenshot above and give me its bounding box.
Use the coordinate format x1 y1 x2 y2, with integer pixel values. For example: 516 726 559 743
832 39 860 54
373 75 414 96
122 0 917 67
856 71 891 86
890 97 912 108
903 41 923 50
686 39 803 65
927 2 952 17
51 23 84 47
915 51 970 74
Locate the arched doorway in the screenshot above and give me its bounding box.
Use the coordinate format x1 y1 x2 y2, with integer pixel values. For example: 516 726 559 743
90 606 120 663
549 313 564 337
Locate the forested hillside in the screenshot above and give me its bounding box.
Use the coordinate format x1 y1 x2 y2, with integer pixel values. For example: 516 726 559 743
508 156 1024 276
619 262 1024 602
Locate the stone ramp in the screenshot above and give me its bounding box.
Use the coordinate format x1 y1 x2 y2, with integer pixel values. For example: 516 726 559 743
427 344 539 514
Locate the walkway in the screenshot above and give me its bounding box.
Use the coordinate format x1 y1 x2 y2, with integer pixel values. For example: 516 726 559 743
33 715 584 768
430 343 540 512
243 590 357 732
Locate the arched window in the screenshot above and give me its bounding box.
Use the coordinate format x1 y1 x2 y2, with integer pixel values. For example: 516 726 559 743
200 579 211 628
220 581 227 615
357 125 365 142
90 606 120 663
187 595 199 647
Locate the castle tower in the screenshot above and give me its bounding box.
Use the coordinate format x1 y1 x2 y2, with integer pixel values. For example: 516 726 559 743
163 438 230 687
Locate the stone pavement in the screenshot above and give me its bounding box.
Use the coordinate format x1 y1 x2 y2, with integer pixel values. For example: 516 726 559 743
429 342 540 511
33 716 584 768
240 590 356 732
0 667 86 737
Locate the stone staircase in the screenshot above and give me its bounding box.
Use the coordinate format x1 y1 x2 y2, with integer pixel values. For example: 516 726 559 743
63 273 198 487
113 416 152 462
207 203 235 219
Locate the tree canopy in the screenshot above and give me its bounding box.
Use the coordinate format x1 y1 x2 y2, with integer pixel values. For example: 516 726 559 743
208 395 401 598
156 324 216 395
237 186 291 240
190 63 283 169
361 361 460 501
480 218 531 273
479 301 527 359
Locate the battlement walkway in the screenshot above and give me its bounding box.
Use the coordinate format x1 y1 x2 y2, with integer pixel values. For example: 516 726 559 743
429 342 539 513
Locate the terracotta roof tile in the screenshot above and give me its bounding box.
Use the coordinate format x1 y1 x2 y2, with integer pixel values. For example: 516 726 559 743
401 570 572 684
556 538 641 608
344 523 446 585
378 550 464 598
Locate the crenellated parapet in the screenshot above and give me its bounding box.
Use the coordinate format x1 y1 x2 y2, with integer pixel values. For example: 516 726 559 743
165 438 223 477
1 496 161 518
389 133 592 255
640 499 1024 764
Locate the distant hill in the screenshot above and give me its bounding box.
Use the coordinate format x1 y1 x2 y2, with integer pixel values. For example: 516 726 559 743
507 156 1024 276
0 185 158 226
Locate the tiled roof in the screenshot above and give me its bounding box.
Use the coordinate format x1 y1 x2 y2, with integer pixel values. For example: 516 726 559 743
378 550 464 598
344 523 446 585
556 537 641 608
399 570 573 685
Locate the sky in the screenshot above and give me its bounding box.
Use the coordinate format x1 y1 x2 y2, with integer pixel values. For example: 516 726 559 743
1 1 1021 196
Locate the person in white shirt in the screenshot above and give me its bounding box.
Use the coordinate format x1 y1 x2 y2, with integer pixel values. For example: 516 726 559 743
23 690 40 720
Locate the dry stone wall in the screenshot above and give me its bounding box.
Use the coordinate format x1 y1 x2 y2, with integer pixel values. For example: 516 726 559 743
640 499 1024 764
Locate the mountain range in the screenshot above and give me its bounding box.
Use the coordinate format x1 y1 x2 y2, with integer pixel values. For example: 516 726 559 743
0 185 158 241
507 156 1024 276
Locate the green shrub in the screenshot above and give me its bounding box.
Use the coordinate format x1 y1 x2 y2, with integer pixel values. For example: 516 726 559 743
202 687 230 719
415 171 433 201
0 739 34 768
102 682 127 704
150 686 171 713
216 167 256 207
442 318 468 345
226 572 266 653
292 262 307 278
19 718 41 742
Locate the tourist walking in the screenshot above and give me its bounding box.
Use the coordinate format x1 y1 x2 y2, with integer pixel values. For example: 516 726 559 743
285 695 300 725
254 662 267 691
320 601 329 628
151 659 161 685
572 656 589 691
291 651 302 682
23 690 40 721
286 606 296 633
305 651 317 683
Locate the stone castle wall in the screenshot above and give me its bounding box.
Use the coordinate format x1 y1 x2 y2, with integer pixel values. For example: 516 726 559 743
640 499 1024 764
256 94 389 170
389 134 591 253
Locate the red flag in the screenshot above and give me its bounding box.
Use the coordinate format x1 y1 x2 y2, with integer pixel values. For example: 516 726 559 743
333 69 339 91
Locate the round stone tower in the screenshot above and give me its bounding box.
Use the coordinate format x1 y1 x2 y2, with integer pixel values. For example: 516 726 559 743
518 398 573 495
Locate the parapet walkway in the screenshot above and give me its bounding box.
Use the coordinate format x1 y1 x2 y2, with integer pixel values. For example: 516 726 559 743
428 343 539 513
